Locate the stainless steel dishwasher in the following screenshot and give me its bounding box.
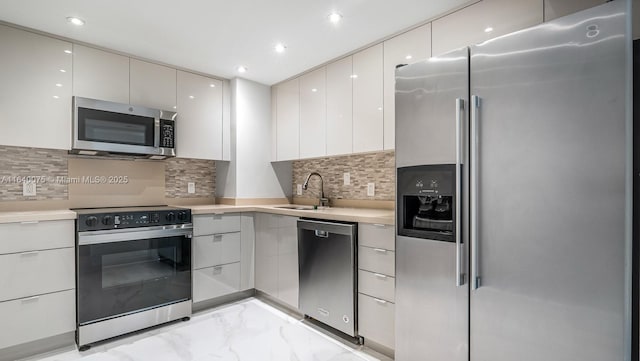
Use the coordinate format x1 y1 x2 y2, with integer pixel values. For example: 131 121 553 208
297 218 358 339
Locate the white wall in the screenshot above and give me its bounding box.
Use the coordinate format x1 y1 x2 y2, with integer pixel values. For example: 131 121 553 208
216 78 291 200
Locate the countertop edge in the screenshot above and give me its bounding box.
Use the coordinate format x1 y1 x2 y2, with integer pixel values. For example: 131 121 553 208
0 210 77 224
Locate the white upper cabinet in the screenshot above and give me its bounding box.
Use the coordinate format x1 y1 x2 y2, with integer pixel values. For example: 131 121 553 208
176 71 223 160
383 24 431 150
275 79 300 161
543 0 606 21
326 56 353 156
130 59 177 111
432 0 543 56
0 25 72 150
353 44 384 154
72 45 129 104
299 67 327 159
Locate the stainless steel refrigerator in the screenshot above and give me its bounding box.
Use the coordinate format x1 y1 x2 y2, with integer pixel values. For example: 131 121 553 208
394 1 632 361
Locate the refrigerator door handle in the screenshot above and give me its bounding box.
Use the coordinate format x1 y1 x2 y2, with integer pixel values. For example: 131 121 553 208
471 95 481 290
455 98 465 287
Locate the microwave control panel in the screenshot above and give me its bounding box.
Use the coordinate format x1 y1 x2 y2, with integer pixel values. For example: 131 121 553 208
160 119 175 149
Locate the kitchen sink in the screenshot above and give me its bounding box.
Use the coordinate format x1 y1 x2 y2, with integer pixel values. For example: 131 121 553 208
274 205 316 210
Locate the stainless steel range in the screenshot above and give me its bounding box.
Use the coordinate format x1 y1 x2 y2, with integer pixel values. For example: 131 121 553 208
74 206 193 350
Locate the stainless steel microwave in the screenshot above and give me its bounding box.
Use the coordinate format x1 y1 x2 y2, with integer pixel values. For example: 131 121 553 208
72 96 177 158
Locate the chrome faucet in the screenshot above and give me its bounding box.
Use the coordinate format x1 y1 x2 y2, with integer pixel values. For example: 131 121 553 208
303 172 329 207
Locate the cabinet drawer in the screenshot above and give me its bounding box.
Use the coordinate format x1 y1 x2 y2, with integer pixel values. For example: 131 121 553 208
194 213 241 236
358 270 395 303
0 289 75 349
358 246 395 276
359 223 395 250
0 248 74 302
0 220 74 254
193 232 241 269
193 262 241 303
358 293 395 349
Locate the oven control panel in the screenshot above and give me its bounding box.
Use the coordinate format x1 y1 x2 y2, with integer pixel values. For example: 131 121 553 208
77 207 191 232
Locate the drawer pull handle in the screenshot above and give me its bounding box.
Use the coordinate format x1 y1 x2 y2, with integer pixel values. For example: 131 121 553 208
372 224 387 228
213 235 223 242
373 273 388 279
21 296 40 303
20 251 39 257
213 266 223 274
20 221 39 225
373 298 388 305
373 248 388 253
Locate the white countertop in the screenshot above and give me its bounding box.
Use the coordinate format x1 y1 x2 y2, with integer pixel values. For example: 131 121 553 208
0 209 77 224
0 204 394 225
185 204 395 225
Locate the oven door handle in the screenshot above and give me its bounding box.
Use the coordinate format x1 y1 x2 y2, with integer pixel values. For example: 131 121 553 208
78 226 193 246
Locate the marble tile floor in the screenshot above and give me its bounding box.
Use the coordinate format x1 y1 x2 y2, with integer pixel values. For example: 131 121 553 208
23 298 392 361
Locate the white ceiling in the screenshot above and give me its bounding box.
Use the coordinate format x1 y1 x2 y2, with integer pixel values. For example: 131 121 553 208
0 0 472 85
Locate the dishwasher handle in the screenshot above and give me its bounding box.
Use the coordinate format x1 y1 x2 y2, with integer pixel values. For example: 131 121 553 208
297 219 357 237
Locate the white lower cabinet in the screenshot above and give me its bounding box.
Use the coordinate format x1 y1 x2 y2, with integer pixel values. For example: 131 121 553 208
358 293 395 349
192 213 252 304
0 289 75 350
254 213 299 309
193 263 241 303
357 222 395 350
0 219 75 351
0 248 74 302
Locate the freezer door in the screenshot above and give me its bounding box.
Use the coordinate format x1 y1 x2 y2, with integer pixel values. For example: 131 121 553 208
396 235 469 361
395 47 469 167
469 2 629 361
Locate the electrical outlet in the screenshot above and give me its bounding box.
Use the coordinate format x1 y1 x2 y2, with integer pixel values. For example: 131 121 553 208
367 183 375 197
297 184 303 196
343 172 350 185
188 182 196 194
23 180 36 197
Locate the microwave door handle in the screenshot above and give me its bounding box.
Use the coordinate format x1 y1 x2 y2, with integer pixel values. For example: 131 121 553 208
154 117 160 148
471 95 481 290
455 98 465 287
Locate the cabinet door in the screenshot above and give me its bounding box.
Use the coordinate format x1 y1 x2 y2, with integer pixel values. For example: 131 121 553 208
277 217 299 309
353 44 384 153
72 45 129 104
275 79 300 160
176 71 223 160
432 0 543 56
326 56 353 156
254 214 279 296
0 25 72 150
383 24 431 150
544 0 606 21
299 67 326 159
130 59 177 110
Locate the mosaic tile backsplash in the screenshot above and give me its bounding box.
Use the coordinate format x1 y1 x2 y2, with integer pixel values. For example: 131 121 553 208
292 151 395 201
0 145 216 202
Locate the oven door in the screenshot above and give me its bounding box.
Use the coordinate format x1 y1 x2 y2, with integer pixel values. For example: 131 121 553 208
77 226 192 325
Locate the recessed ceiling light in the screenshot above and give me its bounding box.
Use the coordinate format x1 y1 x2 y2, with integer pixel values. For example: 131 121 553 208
66 17 85 26
274 43 286 53
377 107 383 111
55 83 62 87
59 69 66 73
328 12 342 24
173 106 177 109
311 88 318 92
350 74 358 79
484 27 494 33
237 66 248 73
405 55 413 60
52 95 59 99
189 95 195 99
209 83 216 88
64 50 72 54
